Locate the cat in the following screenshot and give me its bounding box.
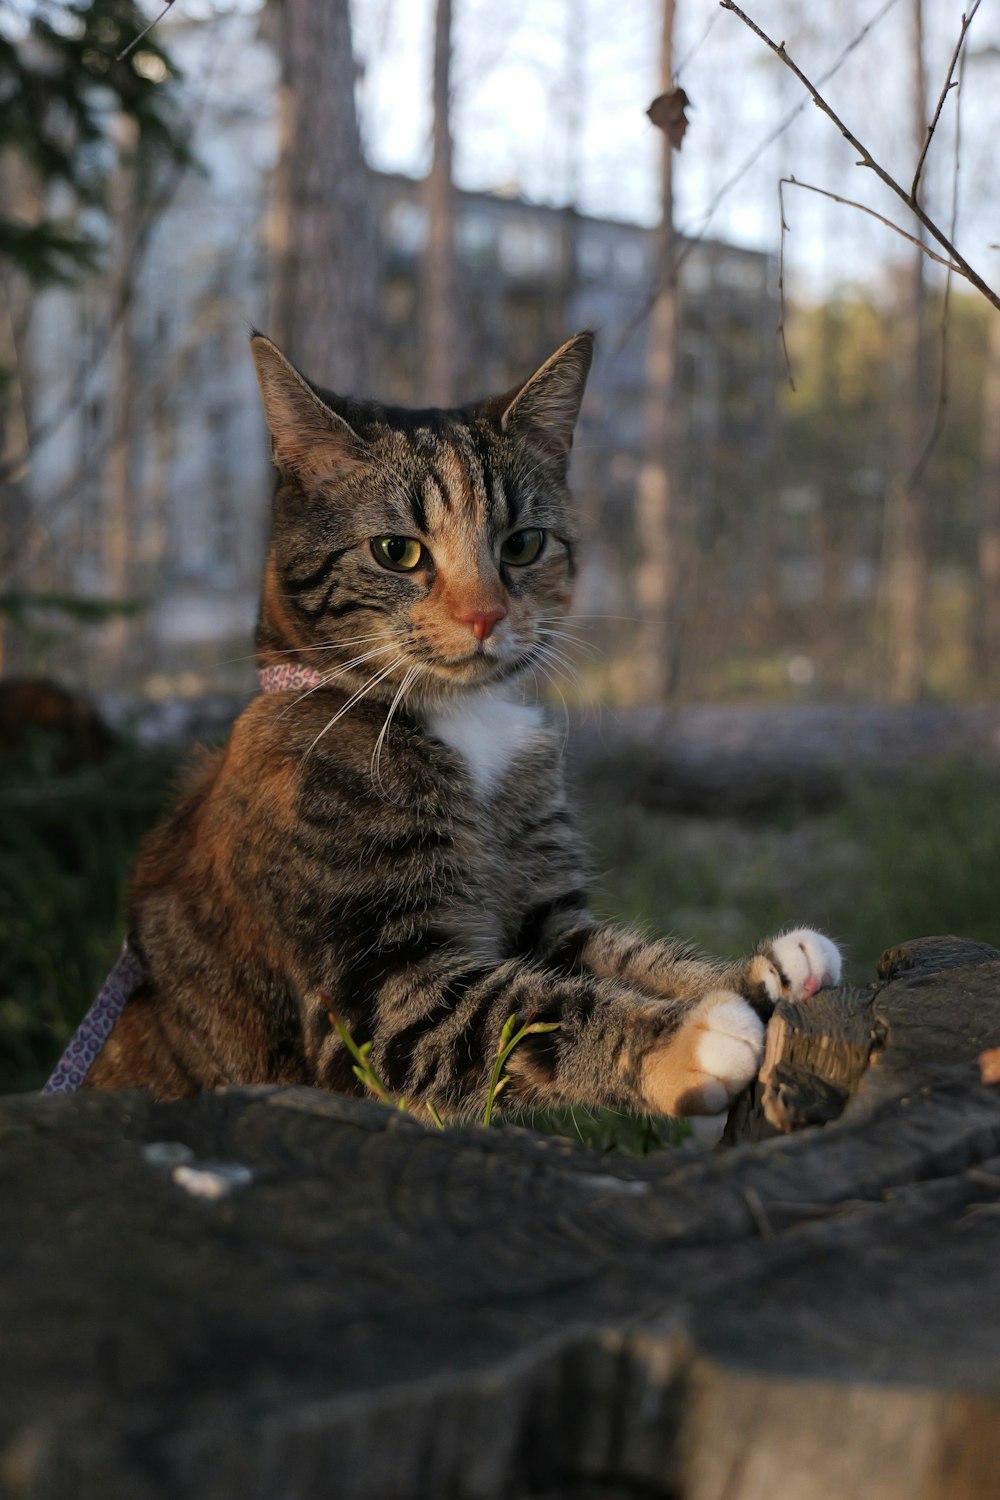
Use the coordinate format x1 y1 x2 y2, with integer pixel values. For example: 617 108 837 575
85 330 841 1119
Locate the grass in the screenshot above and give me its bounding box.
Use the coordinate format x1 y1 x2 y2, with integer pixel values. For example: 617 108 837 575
583 761 1000 984
0 734 178 1092
5 725 1000 1144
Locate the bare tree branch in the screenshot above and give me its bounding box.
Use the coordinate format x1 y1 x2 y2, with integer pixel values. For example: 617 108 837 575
115 0 177 63
613 0 904 355
776 180 795 391
780 177 961 273
908 34 969 490
0 45 219 491
719 0 1000 314
910 0 981 205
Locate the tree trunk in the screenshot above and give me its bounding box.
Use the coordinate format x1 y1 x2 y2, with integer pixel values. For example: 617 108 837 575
101 114 141 678
881 0 930 702
974 312 1000 688
270 0 378 394
420 0 459 407
630 0 681 703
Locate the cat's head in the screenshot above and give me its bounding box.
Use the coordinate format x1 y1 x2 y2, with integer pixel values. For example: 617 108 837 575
251 331 593 704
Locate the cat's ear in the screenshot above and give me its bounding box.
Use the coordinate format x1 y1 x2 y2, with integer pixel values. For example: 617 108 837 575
500 332 594 461
250 333 365 486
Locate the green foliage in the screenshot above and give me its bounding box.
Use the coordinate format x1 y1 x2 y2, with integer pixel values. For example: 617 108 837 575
0 592 146 672
0 733 177 1092
516 1105 691 1156
325 1003 412 1114
0 0 190 286
482 1013 560 1126
0 591 144 624
585 760 1000 984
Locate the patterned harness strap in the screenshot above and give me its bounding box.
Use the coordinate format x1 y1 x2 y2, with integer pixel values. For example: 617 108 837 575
42 663 324 1094
42 940 144 1094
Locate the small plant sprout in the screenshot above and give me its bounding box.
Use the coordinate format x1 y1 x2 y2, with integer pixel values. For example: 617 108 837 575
482 1013 561 1127
322 995 556 1130
326 1005 405 1111
325 997 446 1127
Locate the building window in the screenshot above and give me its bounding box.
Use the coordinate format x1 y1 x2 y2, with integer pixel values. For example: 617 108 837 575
498 219 556 277
577 234 610 280
385 199 427 256
613 239 646 285
716 255 763 291
457 210 495 265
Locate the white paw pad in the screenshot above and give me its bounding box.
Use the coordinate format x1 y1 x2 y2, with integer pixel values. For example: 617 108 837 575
762 928 842 1002
692 994 765 1112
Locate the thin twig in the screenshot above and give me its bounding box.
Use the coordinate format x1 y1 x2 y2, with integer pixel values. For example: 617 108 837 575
674 9 722 78
613 0 904 355
779 177 961 274
0 37 217 496
115 0 177 62
907 35 968 490
910 0 981 205
776 179 795 391
719 0 1000 314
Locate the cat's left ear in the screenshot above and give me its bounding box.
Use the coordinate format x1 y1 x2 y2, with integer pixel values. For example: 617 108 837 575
500 332 594 462
250 333 366 487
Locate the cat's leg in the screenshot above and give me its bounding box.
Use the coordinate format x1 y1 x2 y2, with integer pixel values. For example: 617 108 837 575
311 950 772 1121
532 909 842 1014
520 912 841 1121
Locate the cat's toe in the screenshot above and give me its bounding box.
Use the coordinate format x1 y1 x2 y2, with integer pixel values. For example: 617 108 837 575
755 928 842 1003
641 991 764 1117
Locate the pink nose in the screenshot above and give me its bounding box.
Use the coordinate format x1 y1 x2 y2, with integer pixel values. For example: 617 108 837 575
454 606 507 641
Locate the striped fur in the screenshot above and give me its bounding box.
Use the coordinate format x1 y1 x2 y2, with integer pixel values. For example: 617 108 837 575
86 333 841 1118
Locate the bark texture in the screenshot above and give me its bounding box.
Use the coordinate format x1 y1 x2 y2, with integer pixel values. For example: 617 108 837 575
3 936 1000 1499
270 0 378 392
420 0 460 407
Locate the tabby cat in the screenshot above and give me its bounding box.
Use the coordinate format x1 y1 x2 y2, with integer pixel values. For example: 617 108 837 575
86 332 841 1119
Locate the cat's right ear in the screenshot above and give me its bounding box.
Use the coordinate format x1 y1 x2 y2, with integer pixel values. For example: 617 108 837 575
250 334 365 486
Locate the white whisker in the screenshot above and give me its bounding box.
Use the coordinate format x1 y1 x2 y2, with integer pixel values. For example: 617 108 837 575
218 631 398 669
302 656 406 761
276 642 399 718
370 664 422 798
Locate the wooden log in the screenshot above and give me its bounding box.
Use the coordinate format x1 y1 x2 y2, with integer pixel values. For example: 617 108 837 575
2 935 1000 1499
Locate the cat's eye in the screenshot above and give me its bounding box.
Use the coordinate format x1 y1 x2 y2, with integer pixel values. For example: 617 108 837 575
500 529 544 566
371 535 424 572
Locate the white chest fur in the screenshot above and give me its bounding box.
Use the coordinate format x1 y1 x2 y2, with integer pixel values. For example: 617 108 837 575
425 694 544 796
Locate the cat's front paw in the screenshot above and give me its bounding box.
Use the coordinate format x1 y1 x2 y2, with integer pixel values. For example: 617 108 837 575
751 928 842 1004
642 991 764 1117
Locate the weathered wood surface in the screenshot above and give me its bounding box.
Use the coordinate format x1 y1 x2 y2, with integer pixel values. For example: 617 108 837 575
3 936 1000 1500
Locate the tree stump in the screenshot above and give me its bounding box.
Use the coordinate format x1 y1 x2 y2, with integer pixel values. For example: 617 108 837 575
2 935 1000 1500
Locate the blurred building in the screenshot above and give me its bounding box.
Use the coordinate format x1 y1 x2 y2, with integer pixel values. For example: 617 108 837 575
13 15 778 697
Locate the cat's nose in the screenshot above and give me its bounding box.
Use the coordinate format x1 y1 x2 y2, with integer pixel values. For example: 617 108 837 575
454 605 507 641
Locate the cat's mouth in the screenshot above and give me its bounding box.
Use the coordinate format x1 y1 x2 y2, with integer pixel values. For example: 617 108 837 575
432 643 541 686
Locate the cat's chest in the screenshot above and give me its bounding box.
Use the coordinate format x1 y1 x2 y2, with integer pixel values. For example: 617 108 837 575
423 694 545 800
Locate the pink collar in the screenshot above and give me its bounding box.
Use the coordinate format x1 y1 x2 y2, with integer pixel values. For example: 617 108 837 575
259 663 324 694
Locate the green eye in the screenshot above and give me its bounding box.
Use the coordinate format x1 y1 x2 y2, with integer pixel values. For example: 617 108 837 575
500 529 544 566
372 535 424 572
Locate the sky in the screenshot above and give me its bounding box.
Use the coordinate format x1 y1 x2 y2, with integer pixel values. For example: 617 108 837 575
349 0 1000 303
18 0 997 306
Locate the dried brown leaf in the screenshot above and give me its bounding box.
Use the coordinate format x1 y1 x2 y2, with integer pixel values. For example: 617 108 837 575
647 87 691 150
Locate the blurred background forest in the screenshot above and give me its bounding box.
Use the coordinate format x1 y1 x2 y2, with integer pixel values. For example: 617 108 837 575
3 0 1000 1097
